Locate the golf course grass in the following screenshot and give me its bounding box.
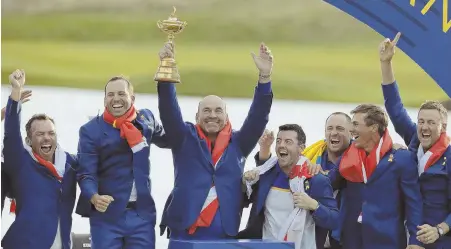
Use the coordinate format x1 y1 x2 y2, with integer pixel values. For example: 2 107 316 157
1 0 447 106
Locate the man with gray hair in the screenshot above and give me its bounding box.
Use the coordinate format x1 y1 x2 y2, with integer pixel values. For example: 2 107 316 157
380 32 451 248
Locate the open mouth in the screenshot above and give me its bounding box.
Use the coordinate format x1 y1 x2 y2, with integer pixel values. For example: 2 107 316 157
112 104 123 110
330 138 340 145
41 145 52 153
353 135 360 140
421 132 431 139
279 151 289 159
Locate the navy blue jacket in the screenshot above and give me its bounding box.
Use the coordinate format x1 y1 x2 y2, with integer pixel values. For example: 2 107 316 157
158 82 273 236
1 98 78 249
76 108 168 222
383 82 451 247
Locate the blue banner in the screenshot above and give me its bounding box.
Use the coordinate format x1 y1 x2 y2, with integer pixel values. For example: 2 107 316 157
324 0 451 97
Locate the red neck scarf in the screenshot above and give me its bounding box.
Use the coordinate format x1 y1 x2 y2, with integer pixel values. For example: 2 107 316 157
420 133 450 172
289 159 313 180
339 130 393 183
10 153 62 213
103 106 143 148
195 122 232 165
188 122 232 234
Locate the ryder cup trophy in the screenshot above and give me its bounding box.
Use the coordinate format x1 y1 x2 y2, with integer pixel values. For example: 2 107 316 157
154 6 187 83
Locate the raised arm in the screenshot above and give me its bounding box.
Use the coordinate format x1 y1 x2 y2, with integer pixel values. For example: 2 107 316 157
236 43 274 157
156 42 188 149
379 33 416 145
309 175 339 230
2 70 27 176
77 125 99 201
157 83 187 148
399 151 423 247
252 129 274 166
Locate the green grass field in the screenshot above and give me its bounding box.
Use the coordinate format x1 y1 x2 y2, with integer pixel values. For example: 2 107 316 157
1 0 448 106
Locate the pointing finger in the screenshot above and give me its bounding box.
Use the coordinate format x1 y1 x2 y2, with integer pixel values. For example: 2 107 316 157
392 32 401 46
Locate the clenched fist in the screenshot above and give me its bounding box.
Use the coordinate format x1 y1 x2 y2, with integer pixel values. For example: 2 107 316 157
243 169 260 183
91 194 114 213
9 69 26 89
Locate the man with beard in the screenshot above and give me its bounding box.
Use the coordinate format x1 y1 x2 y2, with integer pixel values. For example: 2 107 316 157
379 32 451 248
339 104 423 249
2 70 78 249
1 89 32 213
245 112 352 249
76 76 168 249
239 124 339 249
157 42 273 240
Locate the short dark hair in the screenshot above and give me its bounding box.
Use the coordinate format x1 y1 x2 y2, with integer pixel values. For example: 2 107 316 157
351 104 388 136
325 112 352 125
419 100 447 124
278 124 306 145
104 76 134 95
25 114 55 138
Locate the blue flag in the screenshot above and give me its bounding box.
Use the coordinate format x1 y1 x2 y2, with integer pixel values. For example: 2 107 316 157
324 0 451 97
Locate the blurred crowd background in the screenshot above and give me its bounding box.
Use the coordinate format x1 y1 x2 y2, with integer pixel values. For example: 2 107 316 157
1 0 447 106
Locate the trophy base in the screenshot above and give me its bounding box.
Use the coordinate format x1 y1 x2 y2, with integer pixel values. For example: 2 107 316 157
154 57 181 83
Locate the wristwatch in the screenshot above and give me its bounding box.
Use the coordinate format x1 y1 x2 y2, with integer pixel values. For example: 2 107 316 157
436 225 445 237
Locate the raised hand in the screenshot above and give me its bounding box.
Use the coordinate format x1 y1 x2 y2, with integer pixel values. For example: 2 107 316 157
379 32 401 62
159 42 174 61
9 69 26 90
258 129 275 149
20 90 32 104
251 43 273 82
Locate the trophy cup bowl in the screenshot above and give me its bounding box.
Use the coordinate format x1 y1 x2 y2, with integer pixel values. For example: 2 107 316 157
154 7 187 83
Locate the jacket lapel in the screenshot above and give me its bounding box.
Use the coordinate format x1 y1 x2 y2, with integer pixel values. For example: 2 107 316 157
198 139 215 173
256 166 279 214
366 151 394 184
135 112 149 138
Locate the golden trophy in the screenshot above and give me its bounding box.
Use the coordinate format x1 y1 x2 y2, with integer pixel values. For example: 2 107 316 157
154 6 187 83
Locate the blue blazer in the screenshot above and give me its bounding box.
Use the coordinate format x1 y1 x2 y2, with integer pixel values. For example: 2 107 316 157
340 148 423 249
383 82 451 247
157 83 273 236
76 108 168 222
237 153 339 249
1 98 78 249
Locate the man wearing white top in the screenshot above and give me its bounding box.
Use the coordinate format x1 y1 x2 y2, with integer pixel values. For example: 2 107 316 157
238 124 339 249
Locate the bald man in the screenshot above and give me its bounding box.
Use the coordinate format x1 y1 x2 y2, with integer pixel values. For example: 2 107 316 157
157 42 274 240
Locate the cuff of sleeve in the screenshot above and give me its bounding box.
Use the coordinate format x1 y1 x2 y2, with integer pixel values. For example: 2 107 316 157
257 82 272 94
408 235 422 246
82 182 98 201
311 203 327 221
444 215 451 232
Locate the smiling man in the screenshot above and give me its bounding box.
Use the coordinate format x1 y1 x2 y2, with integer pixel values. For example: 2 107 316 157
339 104 423 249
248 113 351 249
2 70 78 249
157 42 273 240
379 33 451 248
239 124 339 249
76 76 168 249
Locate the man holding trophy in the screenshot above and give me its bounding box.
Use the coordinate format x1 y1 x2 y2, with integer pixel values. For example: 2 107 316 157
154 8 274 241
